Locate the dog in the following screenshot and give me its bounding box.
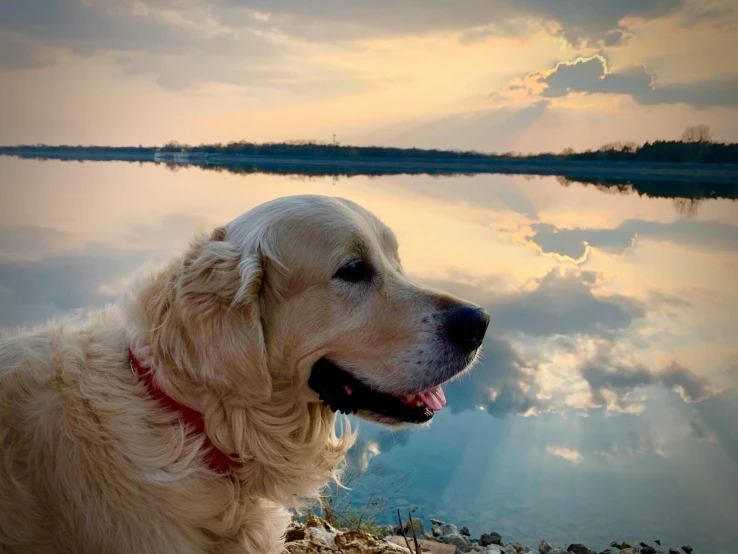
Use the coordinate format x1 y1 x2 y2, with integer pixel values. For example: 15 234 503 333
0 195 489 553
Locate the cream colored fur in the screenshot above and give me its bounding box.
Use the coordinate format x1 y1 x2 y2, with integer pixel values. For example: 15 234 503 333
0 195 480 554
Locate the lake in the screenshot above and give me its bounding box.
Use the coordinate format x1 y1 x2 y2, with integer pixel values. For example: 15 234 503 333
1 157 737 553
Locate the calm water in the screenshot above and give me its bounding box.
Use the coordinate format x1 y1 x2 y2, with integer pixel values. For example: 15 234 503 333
1 158 737 552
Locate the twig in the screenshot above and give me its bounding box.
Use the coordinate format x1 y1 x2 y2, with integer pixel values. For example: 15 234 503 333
397 509 414 553
408 511 422 554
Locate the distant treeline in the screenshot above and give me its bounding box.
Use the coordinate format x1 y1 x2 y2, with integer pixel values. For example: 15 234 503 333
560 141 738 164
2 135 737 164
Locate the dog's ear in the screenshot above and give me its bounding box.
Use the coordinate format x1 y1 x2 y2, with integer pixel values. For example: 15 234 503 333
174 226 271 401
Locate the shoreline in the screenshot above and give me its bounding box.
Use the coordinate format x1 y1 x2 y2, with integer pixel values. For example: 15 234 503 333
285 514 697 554
2 149 738 183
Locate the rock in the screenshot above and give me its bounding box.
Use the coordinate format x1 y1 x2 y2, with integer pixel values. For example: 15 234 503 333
456 547 485 554
502 545 517 554
460 526 471 537
442 524 459 537
640 546 657 554
440 533 471 548
655 541 661 546
285 515 408 553
668 550 682 554
430 519 444 526
539 540 553 554
432 523 442 537
566 545 595 554
485 547 503 554
682 548 693 554
480 533 503 546
549 550 568 554
509 542 525 553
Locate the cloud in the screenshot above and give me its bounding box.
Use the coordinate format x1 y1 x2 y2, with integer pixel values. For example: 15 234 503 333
581 350 713 411
444 335 544 418
0 31 56 71
420 269 648 417
0 0 285 89
602 29 631 47
527 218 738 261
0 0 696 74
424 269 645 339
687 387 738 465
497 55 738 108
546 445 583 464
214 0 687 46
660 362 715 403
486 269 645 339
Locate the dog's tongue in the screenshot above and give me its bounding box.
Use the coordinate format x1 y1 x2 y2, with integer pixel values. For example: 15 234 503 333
418 385 446 411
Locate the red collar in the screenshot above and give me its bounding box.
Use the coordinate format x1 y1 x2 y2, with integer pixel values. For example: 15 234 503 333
128 348 241 475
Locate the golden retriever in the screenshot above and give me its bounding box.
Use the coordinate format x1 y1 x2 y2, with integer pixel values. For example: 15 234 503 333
0 195 489 554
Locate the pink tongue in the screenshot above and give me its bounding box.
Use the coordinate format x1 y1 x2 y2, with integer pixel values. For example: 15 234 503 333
418 386 446 411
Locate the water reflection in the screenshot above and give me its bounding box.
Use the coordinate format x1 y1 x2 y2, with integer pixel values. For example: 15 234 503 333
3 153 737 217
1 158 737 552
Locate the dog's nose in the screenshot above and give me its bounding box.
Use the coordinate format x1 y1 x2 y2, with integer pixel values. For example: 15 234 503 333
444 306 490 351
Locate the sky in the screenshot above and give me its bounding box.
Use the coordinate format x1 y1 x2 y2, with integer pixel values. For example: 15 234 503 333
1 0 738 152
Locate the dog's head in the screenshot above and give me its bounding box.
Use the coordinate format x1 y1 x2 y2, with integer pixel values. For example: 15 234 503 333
170 195 488 426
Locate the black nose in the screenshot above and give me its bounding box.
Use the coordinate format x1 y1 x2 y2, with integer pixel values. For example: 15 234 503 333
444 306 490 351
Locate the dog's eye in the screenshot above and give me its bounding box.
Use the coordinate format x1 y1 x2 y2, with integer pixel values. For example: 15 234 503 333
333 260 373 283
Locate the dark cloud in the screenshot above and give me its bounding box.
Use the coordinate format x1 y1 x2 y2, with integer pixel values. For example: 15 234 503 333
0 0 283 88
216 0 686 46
524 56 738 108
0 0 694 76
0 32 55 71
680 3 735 28
660 362 714 402
684 387 738 466
581 353 712 408
635 73 738 108
488 269 644 339
602 29 631 47
424 269 645 340
528 218 738 261
540 57 653 98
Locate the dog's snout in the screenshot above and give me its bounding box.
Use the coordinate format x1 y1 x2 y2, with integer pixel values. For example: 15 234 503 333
444 306 490 350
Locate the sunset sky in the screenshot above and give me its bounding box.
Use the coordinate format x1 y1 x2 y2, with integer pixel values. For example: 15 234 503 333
1 0 738 152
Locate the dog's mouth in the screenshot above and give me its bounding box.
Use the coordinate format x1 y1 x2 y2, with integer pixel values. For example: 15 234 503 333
308 358 447 424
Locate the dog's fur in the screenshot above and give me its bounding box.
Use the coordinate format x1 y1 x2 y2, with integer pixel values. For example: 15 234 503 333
0 195 484 554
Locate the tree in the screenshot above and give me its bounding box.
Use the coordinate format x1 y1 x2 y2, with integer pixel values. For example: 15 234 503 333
681 124 712 143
